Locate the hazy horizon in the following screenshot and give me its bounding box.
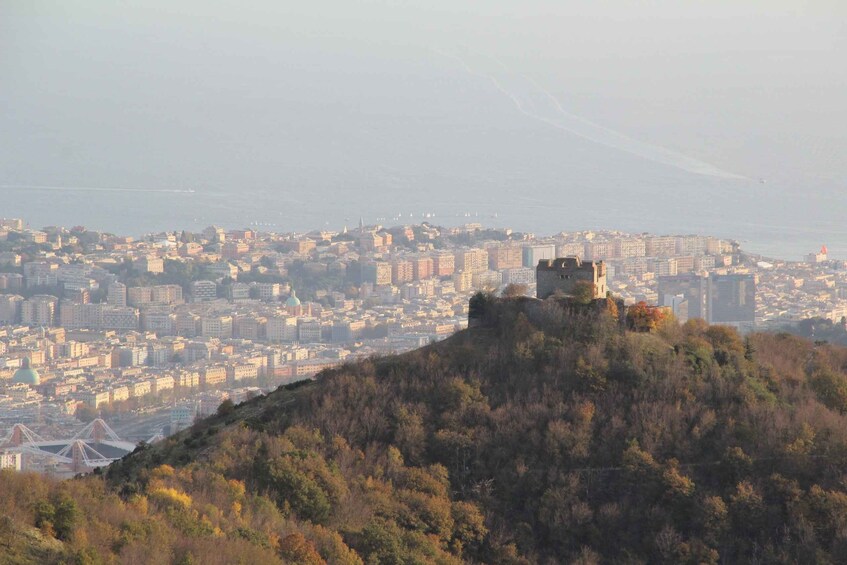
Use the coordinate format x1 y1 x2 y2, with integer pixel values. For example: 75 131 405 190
2 1 845 259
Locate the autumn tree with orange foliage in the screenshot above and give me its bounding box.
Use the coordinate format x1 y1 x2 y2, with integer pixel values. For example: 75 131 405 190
279 532 325 565
626 300 666 332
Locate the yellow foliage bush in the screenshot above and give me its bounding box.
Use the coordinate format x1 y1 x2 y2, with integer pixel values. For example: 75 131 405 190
151 464 176 479
148 487 192 509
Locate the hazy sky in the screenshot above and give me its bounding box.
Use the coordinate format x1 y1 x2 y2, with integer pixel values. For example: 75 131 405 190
1 1 845 257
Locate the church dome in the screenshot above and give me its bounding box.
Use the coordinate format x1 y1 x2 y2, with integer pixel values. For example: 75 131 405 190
12 358 40 386
285 290 301 308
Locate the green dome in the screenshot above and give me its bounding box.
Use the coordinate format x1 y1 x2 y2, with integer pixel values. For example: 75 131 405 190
285 290 301 308
12 358 40 386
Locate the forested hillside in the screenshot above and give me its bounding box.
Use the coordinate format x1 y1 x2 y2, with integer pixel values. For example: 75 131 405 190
5 296 847 564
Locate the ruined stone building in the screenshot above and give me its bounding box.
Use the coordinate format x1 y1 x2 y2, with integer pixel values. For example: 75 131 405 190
536 257 607 300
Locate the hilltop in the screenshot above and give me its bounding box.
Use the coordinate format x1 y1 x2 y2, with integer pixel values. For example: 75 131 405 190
4 296 847 564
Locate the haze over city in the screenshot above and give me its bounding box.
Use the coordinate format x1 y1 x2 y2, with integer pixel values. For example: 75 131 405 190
2 1 846 259
7 3 847 564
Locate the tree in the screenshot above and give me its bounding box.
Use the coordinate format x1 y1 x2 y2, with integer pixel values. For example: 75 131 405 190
468 291 495 325
358 520 407 565
626 301 666 332
451 501 487 553
217 399 235 417
53 497 78 541
571 281 596 305
810 368 847 413
502 283 528 298
33 499 55 535
279 532 325 565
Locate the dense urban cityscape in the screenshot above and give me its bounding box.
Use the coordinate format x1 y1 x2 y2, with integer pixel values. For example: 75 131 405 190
3 2 845 561
1 216 845 475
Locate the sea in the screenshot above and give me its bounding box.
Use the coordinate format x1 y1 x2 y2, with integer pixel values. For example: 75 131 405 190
2 34 844 262
1 177 840 263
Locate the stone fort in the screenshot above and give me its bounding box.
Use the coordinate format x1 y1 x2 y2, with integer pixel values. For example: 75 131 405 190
536 257 607 300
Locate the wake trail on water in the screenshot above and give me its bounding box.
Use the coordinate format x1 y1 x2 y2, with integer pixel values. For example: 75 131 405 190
0 184 197 194
432 48 747 180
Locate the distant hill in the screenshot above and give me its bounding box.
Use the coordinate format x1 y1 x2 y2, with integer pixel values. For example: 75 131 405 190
4 296 847 563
